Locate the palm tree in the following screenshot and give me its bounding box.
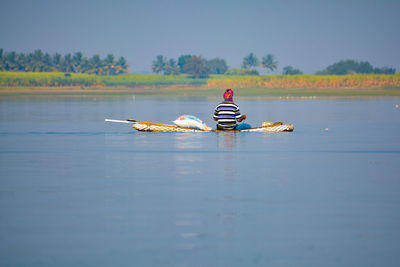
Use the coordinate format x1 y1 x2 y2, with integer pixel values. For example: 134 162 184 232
152 55 166 74
62 53 73 73
17 53 27 71
163 59 180 75
42 53 53 72
79 57 91 73
31 49 45 72
105 54 114 64
242 53 259 69
104 54 116 75
0 49 4 70
72 52 83 73
261 54 278 72
115 56 128 74
51 53 61 72
89 55 103 75
5 51 18 71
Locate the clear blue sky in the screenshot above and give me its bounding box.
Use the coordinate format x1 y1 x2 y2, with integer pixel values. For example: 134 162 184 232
1 0 399 73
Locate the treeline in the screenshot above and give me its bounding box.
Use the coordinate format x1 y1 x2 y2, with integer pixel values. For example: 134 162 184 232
151 53 281 78
0 49 128 75
152 53 396 77
152 55 229 78
317 60 396 75
1 48 396 77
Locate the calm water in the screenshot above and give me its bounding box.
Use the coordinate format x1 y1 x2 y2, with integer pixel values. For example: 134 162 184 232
0 96 400 267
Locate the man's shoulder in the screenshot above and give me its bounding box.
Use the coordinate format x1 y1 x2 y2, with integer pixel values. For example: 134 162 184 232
216 101 239 107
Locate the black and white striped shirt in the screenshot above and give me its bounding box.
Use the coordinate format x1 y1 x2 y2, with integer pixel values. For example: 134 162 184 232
213 101 241 130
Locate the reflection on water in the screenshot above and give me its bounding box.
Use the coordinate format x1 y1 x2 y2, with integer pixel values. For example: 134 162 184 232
173 133 205 150
173 133 206 176
173 132 241 180
172 131 241 246
217 132 239 149
217 133 240 180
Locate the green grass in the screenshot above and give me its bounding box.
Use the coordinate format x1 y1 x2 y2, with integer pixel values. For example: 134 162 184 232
0 72 101 87
100 74 206 86
0 72 207 87
207 74 400 89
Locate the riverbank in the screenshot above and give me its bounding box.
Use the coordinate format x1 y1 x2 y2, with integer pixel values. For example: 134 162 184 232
1 85 400 97
1 72 400 97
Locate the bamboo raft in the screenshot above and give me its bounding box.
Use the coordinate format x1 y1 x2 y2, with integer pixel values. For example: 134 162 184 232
128 119 294 133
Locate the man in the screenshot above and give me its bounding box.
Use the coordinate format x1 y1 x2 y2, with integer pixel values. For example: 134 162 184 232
213 89 251 130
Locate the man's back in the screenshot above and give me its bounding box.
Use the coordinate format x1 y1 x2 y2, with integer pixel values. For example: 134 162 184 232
213 100 241 130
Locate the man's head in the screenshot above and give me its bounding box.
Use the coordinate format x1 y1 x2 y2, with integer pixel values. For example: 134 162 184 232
223 89 234 101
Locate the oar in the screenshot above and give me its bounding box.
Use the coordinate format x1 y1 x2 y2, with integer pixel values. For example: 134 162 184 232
105 119 168 126
104 119 136 124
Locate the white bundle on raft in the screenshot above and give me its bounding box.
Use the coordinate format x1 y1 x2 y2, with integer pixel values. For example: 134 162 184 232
173 115 212 131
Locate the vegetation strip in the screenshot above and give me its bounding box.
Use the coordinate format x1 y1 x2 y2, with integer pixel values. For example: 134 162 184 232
1 72 399 89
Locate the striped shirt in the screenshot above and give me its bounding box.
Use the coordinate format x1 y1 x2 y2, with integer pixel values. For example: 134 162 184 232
213 101 241 130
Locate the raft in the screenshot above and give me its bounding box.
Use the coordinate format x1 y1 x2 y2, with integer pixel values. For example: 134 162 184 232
128 119 294 133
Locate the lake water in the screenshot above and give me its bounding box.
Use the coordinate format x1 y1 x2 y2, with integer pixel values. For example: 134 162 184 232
0 96 400 267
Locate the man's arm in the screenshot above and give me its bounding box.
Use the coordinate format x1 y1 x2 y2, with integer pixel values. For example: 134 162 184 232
237 114 246 122
213 106 219 121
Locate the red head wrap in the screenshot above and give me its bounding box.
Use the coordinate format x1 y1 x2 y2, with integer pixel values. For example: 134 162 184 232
223 89 234 101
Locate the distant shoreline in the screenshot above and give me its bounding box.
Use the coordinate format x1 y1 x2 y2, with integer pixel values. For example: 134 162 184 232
1 85 400 97
1 72 400 97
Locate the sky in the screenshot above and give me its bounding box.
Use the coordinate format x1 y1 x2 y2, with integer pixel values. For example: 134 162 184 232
1 0 399 73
